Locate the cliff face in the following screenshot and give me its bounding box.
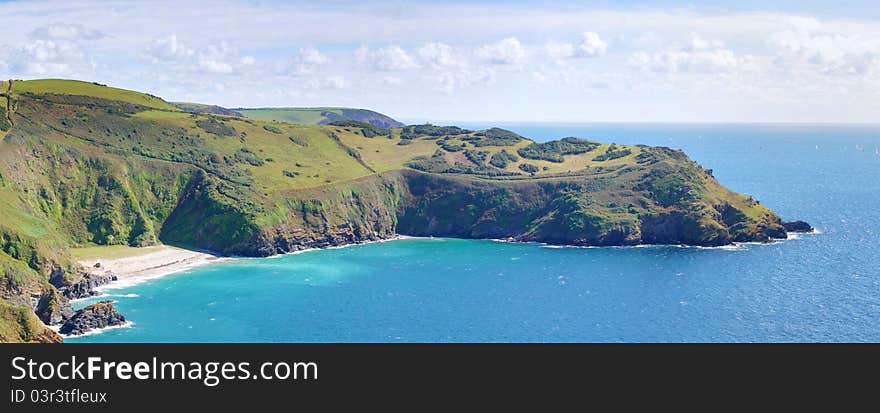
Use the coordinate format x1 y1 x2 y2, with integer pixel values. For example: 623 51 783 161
163 166 786 256
0 79 803 341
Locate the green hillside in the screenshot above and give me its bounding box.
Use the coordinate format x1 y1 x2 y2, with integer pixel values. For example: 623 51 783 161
0 78 795 342
238 107 405 128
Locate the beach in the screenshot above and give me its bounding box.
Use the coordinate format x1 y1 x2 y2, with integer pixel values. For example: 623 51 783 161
76 245 224 290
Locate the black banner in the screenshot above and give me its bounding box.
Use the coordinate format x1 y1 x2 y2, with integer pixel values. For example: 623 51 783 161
2 344 877 409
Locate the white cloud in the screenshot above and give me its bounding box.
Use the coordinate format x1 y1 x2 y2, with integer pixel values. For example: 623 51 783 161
428 67 496 94
287 46 329 76
418 42 456 68
355 46 419 71
546 40 575 60
323 76 347 89
629 37 758 74
575 32 607 57
546 32 607 61
769 29 880 76
30 22 104 41
477 38 527 65
142 35 195 63
142 35 255 74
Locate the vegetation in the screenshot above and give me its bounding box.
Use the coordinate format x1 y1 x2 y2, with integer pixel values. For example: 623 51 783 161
327 120 390 137
517 137 600 163
262 124 283 134
593 144 633 162
173 102 244 117
518 162 539 174
489 150 519 168
401 124 470 139
462 127 524 147
196 117 237 137
237 107 404 128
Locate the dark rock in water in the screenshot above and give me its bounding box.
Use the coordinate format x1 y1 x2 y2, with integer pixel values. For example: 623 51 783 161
61 273 118 299
783 221 813 233
59 301 126 336
35 289 75 325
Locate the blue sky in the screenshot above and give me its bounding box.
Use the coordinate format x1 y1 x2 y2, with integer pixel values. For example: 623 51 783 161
2 0 879 122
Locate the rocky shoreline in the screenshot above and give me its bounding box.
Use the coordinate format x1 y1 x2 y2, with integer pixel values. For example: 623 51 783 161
33 270 121 338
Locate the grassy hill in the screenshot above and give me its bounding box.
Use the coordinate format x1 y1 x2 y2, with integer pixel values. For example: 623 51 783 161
172 102 244 117
237 107 405 128
0 78 794 341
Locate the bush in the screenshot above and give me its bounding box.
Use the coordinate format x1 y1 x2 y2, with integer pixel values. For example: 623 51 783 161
517 137 599 163
440 141 464 152
288 135 309 146
327 120 389 138
263 124 283 134
489 150 519 168
593 144 632 162
234 148 265 166
464 150 488 166
518 163 539 173
400 124 470 139
195 118 236 137
462 128 524 147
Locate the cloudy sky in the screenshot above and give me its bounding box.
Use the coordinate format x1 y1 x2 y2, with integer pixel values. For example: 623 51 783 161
2 0 880 122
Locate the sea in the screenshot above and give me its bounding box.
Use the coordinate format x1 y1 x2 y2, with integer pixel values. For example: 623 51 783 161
69 123 880 342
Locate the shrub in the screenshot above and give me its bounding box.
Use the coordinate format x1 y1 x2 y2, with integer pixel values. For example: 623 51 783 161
400 124 471 139
518 163 539 173
462 128 524 147
593 144 632 162
464 150 489 166
489 150 519 168
517 137 600 163
327 120 389 138
195 118 236 137
263 124 283 134
233 148 265 166
288 135 309 147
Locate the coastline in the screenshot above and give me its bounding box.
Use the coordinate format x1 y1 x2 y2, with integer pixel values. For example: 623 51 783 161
79 230 821 290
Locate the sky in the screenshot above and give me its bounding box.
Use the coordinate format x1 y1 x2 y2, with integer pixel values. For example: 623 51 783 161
2 0 880 122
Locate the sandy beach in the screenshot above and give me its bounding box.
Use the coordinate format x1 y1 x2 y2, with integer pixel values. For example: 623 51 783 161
76 245 224 289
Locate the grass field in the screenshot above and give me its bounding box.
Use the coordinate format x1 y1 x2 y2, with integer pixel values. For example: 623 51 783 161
14 79 178 111
70 244 169 261
237 108 343 124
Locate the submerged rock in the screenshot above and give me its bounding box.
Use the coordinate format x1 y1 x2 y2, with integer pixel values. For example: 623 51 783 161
783 221 814 233
59 301 126 336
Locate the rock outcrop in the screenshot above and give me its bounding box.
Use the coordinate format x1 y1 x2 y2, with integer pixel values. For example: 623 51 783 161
35 289 75 325
59 301 126 336
60 273 118 300
783 220 814 233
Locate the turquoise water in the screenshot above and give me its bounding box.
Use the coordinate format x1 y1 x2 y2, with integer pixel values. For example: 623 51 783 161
70 124 880 342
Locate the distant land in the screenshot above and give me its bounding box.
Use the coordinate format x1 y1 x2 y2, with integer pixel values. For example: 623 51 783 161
0 78 809 342
235 107 405 128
